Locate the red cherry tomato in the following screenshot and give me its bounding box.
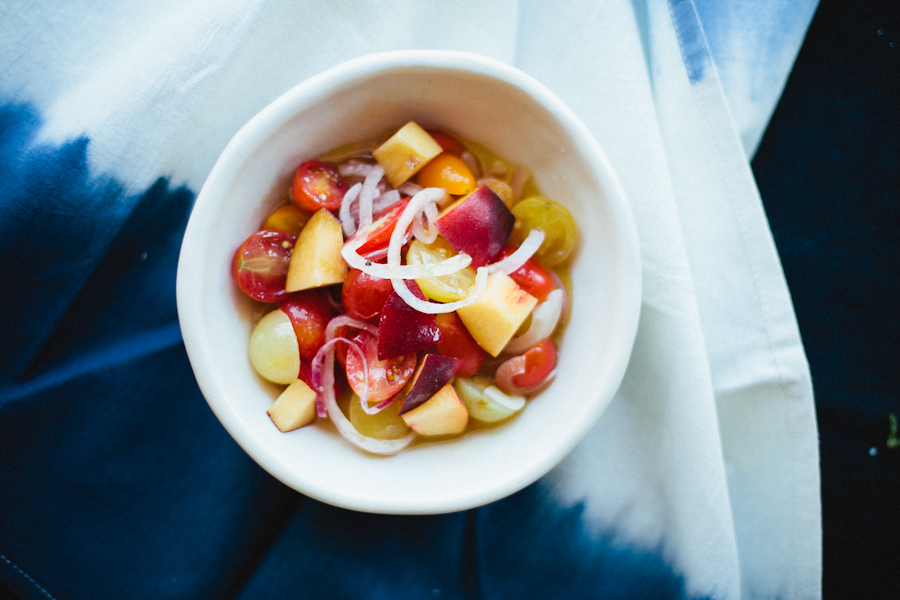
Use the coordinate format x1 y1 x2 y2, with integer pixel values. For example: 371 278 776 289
345 198 410 260
511 339 556 390
292 160 348 211
279 289 337 363
344 330 417 402
435 312 486 378
425 129 463 154
341 269 395 322
493 245 555 302
232 230 296 302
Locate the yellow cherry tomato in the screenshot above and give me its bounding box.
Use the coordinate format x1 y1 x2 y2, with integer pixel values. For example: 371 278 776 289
349 395 411 440
261 204 311 236
510 196 578 267
478 177 514 208
406 237 477 302
416 152 476 195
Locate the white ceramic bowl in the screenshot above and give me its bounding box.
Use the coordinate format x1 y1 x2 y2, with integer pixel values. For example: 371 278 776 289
176 50 641 514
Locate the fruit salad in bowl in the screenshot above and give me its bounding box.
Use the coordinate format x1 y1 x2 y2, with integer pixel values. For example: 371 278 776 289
232 121 577 456
176 51 641 514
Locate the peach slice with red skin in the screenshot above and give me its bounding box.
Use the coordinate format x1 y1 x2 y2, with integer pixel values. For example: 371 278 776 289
399 354 462 415
434 186 515 267
377 281 441 360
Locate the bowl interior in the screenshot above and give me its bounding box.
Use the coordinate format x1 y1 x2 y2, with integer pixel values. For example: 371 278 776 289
177 52 640 514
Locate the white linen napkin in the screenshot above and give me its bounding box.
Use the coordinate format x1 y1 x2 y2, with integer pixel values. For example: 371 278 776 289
0 0 821 597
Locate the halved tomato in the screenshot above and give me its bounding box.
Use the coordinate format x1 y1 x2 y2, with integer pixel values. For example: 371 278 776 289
493 245 555 302
344 330 417 402
345 197 411 260
292 160 348 211
232 230 296 302
279 289 336 363
495 338 556 394
341 268 395 322
435 312 486 378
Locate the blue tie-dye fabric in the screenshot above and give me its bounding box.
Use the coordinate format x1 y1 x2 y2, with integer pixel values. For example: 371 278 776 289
0 99 704 600
0 1 821 598
0 103 713 600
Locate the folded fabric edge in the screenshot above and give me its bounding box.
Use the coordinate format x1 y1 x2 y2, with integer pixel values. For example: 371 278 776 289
653 0 822 597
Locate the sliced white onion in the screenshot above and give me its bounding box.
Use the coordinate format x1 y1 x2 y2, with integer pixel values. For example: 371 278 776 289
341 187 472 280
312 317 416 452
486 228 545 275
340 183 363 237
460 151 480 179
411 196 439 244
391 266 489 315
397 181 423 196
511 164 531 201
547 270 569 324
320 343 416 455
342 236 471 280
503 288 564 355
325 315 378 340
384 187 491 314
311 336 360 418
372 189 401 214
325 319 399 416
358 390 400 416
495 352 557 395
386 187 446 265
483 385 527 412
311 316 379 417
358 164 384 232
338 160 374 178
423 202 439 241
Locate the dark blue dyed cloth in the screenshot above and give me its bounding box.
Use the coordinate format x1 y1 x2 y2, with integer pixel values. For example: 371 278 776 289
751 0 900 597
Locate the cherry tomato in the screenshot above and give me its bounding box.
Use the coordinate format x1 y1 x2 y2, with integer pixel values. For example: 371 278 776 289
279 289 337 363
341 268 395 322
493 245 555 302
344 330 417 402
479 177 514 208
435 312 486 378
510 196 578 267
511 339 556 390
345 197 410 259
416 152 475 195
262 204 311 236
232 230 296 302
349 394 410 440
292 160 348 211
406 238 477 302
425 129 463 154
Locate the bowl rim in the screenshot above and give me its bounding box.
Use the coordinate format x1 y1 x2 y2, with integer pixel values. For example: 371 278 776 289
177 50 642 514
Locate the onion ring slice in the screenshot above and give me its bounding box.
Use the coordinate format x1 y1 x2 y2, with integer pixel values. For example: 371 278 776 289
503 288 564 355
486 228 545 275
358 165 385 232
320 343 416 455
339 183 363 237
